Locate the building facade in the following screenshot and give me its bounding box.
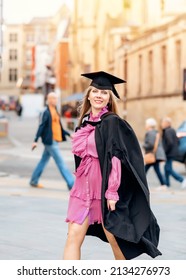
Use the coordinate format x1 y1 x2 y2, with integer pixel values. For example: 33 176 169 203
0 24 24 97
22 17 56 94
115 15 186 138
68 0 186 138
1 0 186 135
53 5 71 100
0 4 70 100
68 0 129 93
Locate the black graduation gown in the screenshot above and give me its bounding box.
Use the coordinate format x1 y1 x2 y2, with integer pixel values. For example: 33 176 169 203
75 112 162 260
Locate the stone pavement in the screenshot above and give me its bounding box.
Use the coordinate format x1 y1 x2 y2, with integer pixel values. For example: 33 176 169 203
0 175 113 260
0 170 186 260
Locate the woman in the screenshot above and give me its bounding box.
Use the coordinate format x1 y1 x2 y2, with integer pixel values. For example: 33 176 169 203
143 118 167 188
63 71 161 260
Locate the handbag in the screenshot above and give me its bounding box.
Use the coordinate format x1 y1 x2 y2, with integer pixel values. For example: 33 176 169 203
144 132 160 165
144 152 156 164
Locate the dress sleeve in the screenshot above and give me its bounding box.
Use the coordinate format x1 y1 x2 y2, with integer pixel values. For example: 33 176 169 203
105 156 121 201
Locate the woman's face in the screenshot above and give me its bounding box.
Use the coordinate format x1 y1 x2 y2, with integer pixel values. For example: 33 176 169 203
88 87 110 111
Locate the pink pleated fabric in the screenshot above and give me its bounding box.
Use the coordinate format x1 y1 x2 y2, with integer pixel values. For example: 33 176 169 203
65 108 121 225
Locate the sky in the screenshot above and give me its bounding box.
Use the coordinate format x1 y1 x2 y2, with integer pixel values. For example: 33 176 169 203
3 0 73 23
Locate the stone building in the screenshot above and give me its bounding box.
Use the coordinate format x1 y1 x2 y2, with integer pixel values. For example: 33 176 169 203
68 0 127 93
0 4 70 100
0 24 24 97
115 6 186 138
0 18 56 97
53 4 71 100
68 0 186 138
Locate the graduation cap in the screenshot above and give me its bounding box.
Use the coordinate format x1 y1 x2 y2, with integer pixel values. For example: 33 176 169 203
81 71 126 99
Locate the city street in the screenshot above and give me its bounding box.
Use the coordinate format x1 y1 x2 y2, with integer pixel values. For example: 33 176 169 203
0 112 186 260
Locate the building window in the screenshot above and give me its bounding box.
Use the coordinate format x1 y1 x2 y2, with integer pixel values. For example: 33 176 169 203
148 50 153 94
9 68 18 82
9 49 17 60
161 45 166 92
9 33 18 42
175 40 181 90
138 54 142 96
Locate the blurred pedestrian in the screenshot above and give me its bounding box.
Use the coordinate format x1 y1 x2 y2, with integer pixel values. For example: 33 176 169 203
143 118 167 189
15 99 23 118
63 71 161 260
161 117 186 188
30 92 74 190
64 108 73 130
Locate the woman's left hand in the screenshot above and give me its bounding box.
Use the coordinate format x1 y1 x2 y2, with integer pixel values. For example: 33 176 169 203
107 200 117 211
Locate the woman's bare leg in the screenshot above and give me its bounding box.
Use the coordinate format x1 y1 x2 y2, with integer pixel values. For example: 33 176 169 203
102 224 126 260
63 217 89 260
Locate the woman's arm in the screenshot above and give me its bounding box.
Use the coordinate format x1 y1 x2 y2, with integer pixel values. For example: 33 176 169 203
105 156 121 210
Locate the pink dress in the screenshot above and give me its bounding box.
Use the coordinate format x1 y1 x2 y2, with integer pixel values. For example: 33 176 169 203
65 108 121 225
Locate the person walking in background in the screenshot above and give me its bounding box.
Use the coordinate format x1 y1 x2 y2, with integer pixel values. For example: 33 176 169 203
143 118 167 189
30 92 74 190
15 99 23 118
161 117 186 188
63 71 161 260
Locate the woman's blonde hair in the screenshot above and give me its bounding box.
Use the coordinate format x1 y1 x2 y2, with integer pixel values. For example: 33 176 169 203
77 86 119 126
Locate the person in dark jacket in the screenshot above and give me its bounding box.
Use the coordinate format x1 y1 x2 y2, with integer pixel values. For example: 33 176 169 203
30 92 74 190
63 71 161 260
161 117 186 188
16 99 23 117
143 118 166 188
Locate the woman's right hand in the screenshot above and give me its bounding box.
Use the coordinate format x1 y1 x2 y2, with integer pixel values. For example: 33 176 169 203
107 200 117 211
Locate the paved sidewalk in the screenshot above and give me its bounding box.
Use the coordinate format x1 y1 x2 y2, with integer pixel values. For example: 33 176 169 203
0 174 186 260
0 175 112 260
